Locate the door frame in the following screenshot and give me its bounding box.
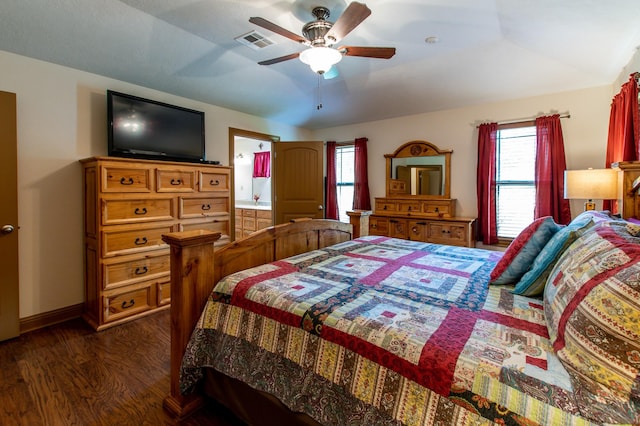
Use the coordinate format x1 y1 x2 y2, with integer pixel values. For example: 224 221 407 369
228 128 280 240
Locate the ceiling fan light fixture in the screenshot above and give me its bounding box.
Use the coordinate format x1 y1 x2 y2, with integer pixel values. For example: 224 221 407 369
299 47 342 74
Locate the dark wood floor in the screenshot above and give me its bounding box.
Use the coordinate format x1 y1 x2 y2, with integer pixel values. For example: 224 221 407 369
0 310 245 426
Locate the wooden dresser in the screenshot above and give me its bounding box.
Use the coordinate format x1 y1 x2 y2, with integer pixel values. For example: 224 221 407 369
366 140 476 247
81 156 231 330
368 198 476 247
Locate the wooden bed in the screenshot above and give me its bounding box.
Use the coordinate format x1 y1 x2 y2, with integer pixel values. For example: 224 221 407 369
160 163 640 424
161 218 354 419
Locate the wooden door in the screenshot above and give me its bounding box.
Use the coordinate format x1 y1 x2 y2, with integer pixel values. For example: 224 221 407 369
0 91 20 341
274 141 324 224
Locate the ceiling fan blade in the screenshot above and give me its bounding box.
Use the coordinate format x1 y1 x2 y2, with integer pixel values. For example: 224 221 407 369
249 17 308 44
325 2 371 44
338 46 396 59
258 52 301 66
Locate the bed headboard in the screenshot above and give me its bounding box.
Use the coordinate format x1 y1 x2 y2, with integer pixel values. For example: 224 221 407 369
613 161 640 219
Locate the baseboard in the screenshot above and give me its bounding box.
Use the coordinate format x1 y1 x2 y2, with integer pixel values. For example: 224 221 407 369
20 303 84 334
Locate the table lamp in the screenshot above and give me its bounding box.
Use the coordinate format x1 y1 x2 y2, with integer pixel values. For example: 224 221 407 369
564 168 618 211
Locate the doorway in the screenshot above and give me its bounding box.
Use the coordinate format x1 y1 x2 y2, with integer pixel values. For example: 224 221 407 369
229 128 279 240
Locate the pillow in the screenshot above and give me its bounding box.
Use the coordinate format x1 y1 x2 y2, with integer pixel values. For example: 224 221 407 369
626 222 640 236
512 216 593 296
544 220 640 405
489 216 561 285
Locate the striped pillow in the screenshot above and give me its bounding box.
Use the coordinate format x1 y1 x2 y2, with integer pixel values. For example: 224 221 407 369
490 216 561 285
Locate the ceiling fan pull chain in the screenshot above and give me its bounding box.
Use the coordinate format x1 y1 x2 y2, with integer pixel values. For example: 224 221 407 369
316 74 323 110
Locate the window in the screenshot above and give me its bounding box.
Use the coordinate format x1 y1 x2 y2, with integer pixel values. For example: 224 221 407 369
495 125 536 238
335 144 355 222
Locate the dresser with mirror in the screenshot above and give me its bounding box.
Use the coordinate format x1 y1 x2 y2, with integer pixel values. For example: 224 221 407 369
366 140 476 247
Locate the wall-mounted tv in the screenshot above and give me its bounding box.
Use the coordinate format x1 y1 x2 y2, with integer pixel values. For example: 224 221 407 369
107 90 206 163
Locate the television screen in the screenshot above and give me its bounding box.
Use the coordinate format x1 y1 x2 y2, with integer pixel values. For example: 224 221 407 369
107 90 205 163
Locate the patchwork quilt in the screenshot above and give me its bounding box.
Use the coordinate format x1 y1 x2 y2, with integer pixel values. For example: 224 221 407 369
180 236 620 425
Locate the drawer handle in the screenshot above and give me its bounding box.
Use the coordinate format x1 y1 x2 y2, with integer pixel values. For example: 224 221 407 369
201 204 211 211
134 237 148 245
407 206 412 211
442 229 451 234
416 222 426 225
134 207 147 215
120 177 134 185
434 207 440 212
210 179 220 186
121 299 135 309
134 266 148 275
383 205 387 210
170 178 182 185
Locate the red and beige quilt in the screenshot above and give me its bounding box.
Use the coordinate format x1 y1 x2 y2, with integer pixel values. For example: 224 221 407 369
180 236 612 425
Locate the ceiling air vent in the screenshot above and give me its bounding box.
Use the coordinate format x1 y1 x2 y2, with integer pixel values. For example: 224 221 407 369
235 31 275 50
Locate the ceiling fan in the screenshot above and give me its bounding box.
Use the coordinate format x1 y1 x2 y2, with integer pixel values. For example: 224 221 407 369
249 2 396 75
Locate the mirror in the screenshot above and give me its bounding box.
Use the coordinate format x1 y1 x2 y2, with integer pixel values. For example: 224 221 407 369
385 140 452 199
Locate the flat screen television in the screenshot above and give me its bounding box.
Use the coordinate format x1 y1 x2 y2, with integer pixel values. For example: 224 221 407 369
107 90 206 163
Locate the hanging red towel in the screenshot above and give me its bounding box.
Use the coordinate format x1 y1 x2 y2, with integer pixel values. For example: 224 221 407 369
253 151 271 178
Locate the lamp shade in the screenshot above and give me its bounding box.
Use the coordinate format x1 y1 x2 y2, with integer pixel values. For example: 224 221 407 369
299 47 342 74
564 169 618 200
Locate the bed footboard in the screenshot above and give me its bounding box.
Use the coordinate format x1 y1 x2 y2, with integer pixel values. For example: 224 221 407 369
161 219 353 418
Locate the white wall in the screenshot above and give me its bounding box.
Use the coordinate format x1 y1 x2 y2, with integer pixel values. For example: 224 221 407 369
0 50 310 319
312 85 615 219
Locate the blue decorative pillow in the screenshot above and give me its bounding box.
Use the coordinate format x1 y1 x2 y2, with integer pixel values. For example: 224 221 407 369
512 216 594 296
490 216 561 285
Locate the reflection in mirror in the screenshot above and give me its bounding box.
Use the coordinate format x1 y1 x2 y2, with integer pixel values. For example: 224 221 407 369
391 155 446 196
395 165 443 195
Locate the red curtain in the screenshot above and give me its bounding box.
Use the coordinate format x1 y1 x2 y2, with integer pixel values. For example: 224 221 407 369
476 123 498 244
353 137 371 210
325 141 339 220
252 151 270 178
534 115 571 225
604 74 639 211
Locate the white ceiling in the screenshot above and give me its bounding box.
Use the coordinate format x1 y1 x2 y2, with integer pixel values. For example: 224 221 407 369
1 0 639 129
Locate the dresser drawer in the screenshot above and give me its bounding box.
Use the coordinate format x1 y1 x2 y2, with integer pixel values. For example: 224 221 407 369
181 219 230 247
156 169 195 192
369 216 389 235
200 171 230 192
180 197 229 218
101 166 152 193
427 222 467 246
398 201 421 214
102 198 173 225
180 218 229 234
375 200 397 213
103 251 170 289
102 225 172 257
389 218 409 239
103 284 152 323
423 200 455 218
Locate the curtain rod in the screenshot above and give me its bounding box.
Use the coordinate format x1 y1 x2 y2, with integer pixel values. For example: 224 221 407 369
497 112 570 126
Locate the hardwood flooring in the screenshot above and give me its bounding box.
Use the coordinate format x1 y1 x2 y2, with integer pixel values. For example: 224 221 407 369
0 310 245 426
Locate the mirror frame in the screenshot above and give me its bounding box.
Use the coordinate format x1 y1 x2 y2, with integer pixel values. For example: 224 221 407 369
385 140 452 199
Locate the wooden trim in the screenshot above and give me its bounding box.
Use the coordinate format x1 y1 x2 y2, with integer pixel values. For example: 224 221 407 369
20 303 84 334
162 219 353 418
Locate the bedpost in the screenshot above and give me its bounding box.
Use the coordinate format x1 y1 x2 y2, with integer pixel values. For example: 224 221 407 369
347 210 372 237
161 229 221 419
